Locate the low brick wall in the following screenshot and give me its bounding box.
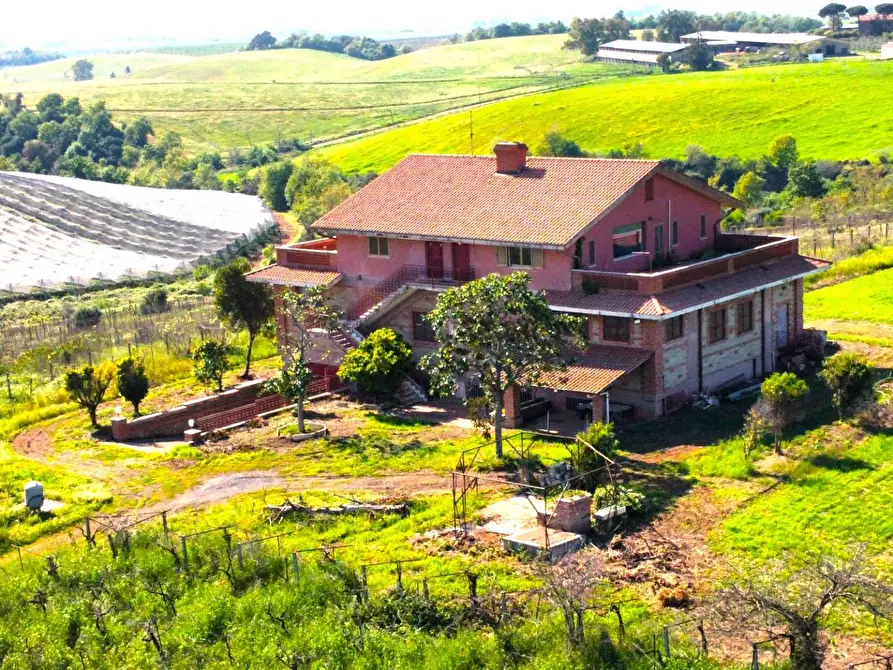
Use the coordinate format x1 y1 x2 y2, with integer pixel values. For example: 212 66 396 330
111 379 267 441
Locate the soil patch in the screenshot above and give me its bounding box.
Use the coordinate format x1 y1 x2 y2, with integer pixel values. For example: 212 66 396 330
11 429 52 458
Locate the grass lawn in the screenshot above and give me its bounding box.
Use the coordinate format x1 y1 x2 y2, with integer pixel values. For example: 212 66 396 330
320 58 893 173
3 35 628 153
804 267 893 324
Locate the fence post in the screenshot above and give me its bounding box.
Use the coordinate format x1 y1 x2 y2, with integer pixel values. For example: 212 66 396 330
291 552 300 582
395 561 403 592
662 626 670 658
180 536 189 573
161 511 168 535
697 619 708 656
751 643 759 670
107 534 118 559
85 518 92 546
361 565 368 602
236 544 244 570
467 572 478 609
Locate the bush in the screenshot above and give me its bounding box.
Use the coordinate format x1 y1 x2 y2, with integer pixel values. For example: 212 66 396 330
140 287 169 315
338 328 413 400
73 305 101 328
116 357 150 415
192 340 229 392
820 352 873 420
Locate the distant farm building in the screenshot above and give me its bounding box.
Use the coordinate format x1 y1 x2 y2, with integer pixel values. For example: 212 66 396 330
882 42 893 59
680 31 850 56
0 172 276 293
858 13 893 36
595 40 689 66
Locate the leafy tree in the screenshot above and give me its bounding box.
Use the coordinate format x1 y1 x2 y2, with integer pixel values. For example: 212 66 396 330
192 340 229 392
820 351 873 420
338 328 413 400
279 286 344 433
760 372 808 453
603 12 631 41
716 546 893 670
72 59 94 82
421 272 582 458
247 31 277 50
682 39 715 71
657 9 697 41
140 287 169 315
818 3 847 30
36 93 64 123
732 171 764 206
788 162 828 198
64 363 115 428
877 2 893 15
538 131 586 157
641 29 655 41
768 135 799 170
213 258 275 378
846 4 869 16
259 161 294 211
116 357 149 416
123 117 154 147
564 17 606 56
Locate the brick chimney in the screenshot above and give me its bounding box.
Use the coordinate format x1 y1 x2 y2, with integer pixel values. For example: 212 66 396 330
493 142 528 174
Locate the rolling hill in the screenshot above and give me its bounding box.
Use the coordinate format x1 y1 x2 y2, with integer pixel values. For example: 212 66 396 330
1 35 634 153
318 58 893 173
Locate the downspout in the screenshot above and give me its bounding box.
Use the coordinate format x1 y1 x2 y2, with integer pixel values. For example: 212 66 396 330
602 391 611 423
760 288 767 376
697 309 704 392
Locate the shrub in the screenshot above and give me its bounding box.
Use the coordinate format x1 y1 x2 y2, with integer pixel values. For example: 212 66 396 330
64 362 115 427
73 305 102 328
820 352 873 420
338 328 413 400
140 287 169 315
760 372 808 453
116 357 149 415
192 340 229 392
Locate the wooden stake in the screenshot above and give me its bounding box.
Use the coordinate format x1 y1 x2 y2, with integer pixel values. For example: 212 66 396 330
291 552 300 582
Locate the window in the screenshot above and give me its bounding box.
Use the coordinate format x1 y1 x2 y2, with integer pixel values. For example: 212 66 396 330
700 215 707 239
654 225 664 254
588 240 596 266
708 308 726 344
665 316 684 341
368 237 389 257
603 316 631 343
644 177 654 202
737 301 754 333
412 311 436 342
671 221 679 246
613 222 645 258
497 246 543 268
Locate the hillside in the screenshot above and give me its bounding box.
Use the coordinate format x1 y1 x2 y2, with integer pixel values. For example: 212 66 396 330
1 35 631 153
319 59 893 172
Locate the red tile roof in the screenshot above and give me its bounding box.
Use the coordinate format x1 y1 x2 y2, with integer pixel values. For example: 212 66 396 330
245 264 342 288
547 256 829 318
311 155 740 248
539 345 653 394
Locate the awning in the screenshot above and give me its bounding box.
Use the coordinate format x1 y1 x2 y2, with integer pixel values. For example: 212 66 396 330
244 264 343 288
538 345 653 394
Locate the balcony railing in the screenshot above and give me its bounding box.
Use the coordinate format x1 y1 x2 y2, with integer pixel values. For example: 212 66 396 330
346 264 475 322
276 238 338 269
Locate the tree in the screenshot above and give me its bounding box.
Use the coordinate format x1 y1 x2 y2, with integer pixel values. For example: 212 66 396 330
537 550 609 646
760 372 808 453
247 31 277 50
846 4 870 16
768 134 799 170
657 9 697 42
788 162 828 198
338 328 413 400
123 117 154 147
732 171 765 206
192 340 229 392
72 59 94 82
279 286 344 433
64 363 115 428
820 351 873 420
641 29 655 41
116 357 149 416
818 3 847 31
716 547 893 670
876 2 893 16
259 161 294 211
538 131 586 157
213 258 275 378
564 17 606 56
682 39 715 71
421 272 582 458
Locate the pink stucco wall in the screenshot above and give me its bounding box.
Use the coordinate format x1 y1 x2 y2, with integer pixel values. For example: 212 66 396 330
578 174 724 272
327 174 723 290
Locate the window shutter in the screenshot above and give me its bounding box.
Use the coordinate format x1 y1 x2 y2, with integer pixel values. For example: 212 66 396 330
496 247 507 266
531 248 544 268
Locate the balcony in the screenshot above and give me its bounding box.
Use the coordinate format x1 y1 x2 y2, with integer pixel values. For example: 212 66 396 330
276 238 337 269
572 234 799 295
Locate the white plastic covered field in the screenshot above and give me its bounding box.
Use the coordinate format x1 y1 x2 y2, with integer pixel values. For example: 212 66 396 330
0 172 276 292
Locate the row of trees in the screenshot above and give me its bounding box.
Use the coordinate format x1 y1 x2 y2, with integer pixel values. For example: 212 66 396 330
629 10 823 35
0 47 62 68
463 21 568 41
246 31 407 60
819 2 893 31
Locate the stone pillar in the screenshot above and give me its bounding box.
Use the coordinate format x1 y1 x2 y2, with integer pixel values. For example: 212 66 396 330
503 385 523 428
590 394 606 423
111 417 129 441
546 494 593 534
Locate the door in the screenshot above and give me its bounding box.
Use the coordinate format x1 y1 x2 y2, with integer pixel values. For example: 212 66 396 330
425 241 444 279
451 243 472 281
776 304 790 348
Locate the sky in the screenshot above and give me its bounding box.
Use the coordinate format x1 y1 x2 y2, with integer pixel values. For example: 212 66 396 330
2 0 826 52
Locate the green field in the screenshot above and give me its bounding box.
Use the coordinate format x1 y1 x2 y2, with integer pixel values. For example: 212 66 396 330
319 58 893 173
804 267 893 324
2 35 633 153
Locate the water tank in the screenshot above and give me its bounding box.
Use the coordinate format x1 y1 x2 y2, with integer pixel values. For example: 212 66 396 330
24 481 44 511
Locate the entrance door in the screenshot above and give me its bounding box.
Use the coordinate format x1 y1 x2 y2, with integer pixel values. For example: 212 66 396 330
451 243 472 281
776 304 790 348
425 241 444 279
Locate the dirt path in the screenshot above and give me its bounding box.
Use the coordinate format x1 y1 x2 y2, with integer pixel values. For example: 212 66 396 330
145 469 457 513
626 443 705 464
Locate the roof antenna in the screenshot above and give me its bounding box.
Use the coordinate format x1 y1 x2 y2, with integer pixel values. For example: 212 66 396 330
469 111 474 156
